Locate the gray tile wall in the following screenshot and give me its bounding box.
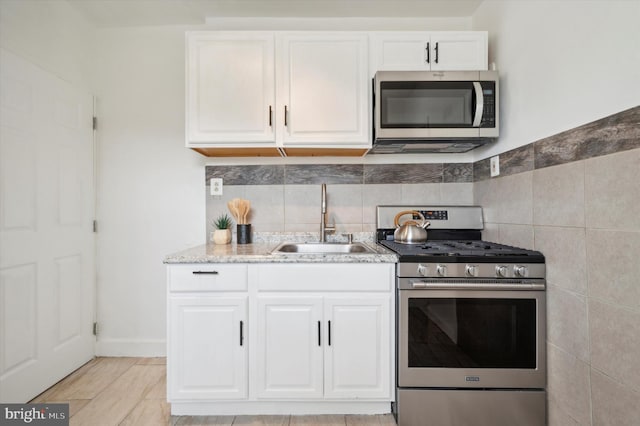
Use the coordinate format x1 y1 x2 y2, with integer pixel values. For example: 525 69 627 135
475 146 640 425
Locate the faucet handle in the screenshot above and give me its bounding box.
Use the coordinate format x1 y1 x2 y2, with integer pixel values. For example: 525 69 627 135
346 233 353 243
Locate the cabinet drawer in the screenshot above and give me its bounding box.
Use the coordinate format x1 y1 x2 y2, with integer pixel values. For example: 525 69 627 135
256 263 393 292
169 264 248 292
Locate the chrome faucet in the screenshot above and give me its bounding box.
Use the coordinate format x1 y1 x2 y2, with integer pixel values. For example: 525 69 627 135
320 183 335 242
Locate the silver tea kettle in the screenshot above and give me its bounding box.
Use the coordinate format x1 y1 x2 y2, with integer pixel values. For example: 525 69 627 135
394 210 430 244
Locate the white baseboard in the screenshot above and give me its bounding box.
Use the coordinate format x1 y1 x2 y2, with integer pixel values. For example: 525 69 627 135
95 338 166 357
170 401 392 416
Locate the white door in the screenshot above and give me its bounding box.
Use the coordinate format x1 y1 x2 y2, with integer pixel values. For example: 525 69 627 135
168 296 247 400
279 34 369 145
0 49 95 402
430 32 488 71
324 296 391 399
256 295 323 399
186 32 276 144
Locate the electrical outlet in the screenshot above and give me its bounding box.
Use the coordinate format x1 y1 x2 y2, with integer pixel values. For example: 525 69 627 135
490 155 500 177
210 178 223 196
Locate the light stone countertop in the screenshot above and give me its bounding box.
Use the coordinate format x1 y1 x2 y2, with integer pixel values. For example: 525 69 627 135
163 240 398 264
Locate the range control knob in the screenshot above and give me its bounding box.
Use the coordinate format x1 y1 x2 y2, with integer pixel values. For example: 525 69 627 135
417 264 428 276
496 265 509 277
465 264 479 277
436 264 447 277
514 265 528 278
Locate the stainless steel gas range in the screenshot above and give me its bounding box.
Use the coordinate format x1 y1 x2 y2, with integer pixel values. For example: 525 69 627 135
377 206 546 426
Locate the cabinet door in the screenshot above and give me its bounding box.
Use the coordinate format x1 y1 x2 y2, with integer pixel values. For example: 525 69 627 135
279 34 369 145
371 32 488 73
186 32 275 144
370 33 431 72
430 32 488 71
256 296 323 399
324 296 391 399
168 296 247 400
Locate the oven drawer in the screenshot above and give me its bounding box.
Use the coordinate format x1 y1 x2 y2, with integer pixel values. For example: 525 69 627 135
396 388 546 426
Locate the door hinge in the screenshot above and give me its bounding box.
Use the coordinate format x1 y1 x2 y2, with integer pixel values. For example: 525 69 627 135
93 220 98 233
93 322 99 336
92 116 98 130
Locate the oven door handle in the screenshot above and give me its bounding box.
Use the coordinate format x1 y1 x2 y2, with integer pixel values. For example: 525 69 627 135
410 280 545 291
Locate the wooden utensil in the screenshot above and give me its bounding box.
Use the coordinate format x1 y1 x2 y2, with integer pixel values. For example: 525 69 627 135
242 200 251 224
227 199 240 223
237 200 245 225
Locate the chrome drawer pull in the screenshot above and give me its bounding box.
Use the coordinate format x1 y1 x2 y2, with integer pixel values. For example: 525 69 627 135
192 271 219 275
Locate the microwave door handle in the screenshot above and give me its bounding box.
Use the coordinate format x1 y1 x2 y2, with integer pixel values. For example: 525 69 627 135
472 82 484 127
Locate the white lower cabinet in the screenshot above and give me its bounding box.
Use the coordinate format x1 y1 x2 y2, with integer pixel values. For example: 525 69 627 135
256 295 390 400
257 296 324 399
324 297 390 399
167 262 394 415
168 296 248 400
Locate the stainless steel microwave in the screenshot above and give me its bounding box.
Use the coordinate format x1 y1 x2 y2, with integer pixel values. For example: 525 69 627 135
372 70 499 153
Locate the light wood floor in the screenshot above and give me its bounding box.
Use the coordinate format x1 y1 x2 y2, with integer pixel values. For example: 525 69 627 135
31 357 397 426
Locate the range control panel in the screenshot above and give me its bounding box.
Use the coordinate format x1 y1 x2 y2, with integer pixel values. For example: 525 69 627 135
417 210 448 221
377 205 484 230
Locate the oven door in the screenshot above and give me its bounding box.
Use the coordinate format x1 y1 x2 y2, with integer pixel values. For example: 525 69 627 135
398 280 546 389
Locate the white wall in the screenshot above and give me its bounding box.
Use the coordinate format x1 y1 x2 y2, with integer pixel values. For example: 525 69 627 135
0 0 92 89
472 0 640 160
91 26 205 355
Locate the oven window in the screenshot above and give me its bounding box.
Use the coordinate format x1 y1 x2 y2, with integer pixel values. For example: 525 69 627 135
408 298 536 368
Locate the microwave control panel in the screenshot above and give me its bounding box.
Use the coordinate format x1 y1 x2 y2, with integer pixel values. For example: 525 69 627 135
480 81 496 128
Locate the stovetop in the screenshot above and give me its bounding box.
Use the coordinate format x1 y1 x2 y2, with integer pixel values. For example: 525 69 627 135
378 239 545 264
376 205 545 264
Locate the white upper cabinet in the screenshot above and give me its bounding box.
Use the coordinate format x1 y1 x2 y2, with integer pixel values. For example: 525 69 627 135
371 31 488 73
278 34 369 147
186 32 276 145
186 31 370 155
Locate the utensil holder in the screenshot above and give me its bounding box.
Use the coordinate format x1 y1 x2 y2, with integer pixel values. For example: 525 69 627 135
237 224 251 244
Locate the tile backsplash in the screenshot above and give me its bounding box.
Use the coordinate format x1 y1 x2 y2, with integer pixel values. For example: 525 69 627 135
205 163 474 238
205 106 638 242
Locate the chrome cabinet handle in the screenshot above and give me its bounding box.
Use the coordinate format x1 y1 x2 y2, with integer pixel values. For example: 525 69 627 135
317 321 321 346
284 105 288 126
269 105 273 127
240 321 244 346
434 42 439 63
328 321 332 346
426 42 430 64
192 271 218 275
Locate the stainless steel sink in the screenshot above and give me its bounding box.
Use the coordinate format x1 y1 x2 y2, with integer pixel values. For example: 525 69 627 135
271 242 376 254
